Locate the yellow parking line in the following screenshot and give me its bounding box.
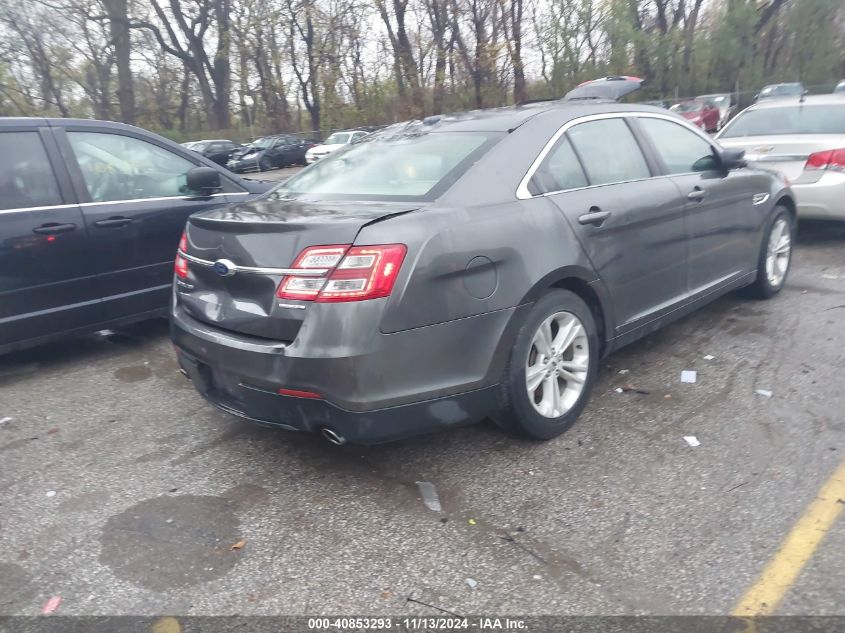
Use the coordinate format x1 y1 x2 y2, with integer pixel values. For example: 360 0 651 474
733 459 845 616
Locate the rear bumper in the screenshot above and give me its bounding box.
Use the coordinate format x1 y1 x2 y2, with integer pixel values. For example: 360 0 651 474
792 171 845 220
171 304 521 443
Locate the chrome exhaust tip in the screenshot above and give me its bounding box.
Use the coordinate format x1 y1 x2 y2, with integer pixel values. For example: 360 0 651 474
321 428 346 446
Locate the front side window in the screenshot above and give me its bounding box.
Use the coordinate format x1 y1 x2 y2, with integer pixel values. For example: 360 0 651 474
68 132 197 202
566 118 651 186
720 105 845 137
276 131 499 201
639 118 718 174
529 136 588 195
0 132 62 210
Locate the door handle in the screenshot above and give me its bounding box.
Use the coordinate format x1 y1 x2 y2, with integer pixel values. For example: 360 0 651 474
578 209 611 227
94 216 134 228
687 188 707 202
33 222 76 235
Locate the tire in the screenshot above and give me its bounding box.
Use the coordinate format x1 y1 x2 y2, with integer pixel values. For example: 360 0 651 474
743 206 794 299
259 157 274 172
492 290 599 441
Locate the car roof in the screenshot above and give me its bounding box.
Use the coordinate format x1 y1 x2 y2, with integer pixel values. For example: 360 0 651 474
746 94 845 110
374 101 668 134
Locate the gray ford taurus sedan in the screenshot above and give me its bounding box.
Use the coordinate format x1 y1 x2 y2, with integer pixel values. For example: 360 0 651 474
171 79 795 445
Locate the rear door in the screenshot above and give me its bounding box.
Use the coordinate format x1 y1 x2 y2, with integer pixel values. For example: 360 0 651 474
55 125 245 322
0 123 100 350
535 115 689 332
634 115 752 293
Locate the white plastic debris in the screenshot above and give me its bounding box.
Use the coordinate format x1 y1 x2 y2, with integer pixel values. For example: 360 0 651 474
681 370 697 383
96 329 116 337
618 369 629 375
532 574 542 580
703 355 715 361
821 274 840 280
45 490 56 498
0 417 11 425
465 578 478 589
614 387 623 393
755 389 773 398
416 481 442 512
683 436 701 447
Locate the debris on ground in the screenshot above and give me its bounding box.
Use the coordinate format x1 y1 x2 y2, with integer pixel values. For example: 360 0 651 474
468 518 477 525
230 539 246 550
681 370 697 383
533 574 542 580
664 394 672 399
47 427 59 435
0 417 11 425
683 436 701 447
621 385 650 395
703 355 715 360
41 596 61 615
821 274 841 280
755 389 773 398
439 518 448 524
618 369 629 375
614 387 623 393
415 481 442 512
465 578 478 589
45 490 56 498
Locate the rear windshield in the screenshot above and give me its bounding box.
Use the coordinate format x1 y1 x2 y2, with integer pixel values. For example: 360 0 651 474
275 131 500 201
720 105 845 137
325 133 351 145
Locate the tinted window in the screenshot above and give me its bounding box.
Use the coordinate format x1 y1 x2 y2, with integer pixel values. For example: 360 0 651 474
721 104 845 137
277 131 499 201
68 132 197 202
639 118 718 174
530 136 588 195
0 132 62 210
567 119 650 185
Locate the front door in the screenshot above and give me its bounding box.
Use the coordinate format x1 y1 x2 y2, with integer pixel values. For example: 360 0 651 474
536 116 689 333
58 128 237 321
0 125 100 350
634 115 750 294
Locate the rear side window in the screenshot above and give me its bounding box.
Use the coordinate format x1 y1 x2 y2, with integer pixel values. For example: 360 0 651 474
567 119 651 186
529 136 588 195
68 131 197 202
0 132 62 210
720 105 845 137
638 118 718 174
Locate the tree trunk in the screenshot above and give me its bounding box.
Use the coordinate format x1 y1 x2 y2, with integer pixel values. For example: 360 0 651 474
103 0 135 124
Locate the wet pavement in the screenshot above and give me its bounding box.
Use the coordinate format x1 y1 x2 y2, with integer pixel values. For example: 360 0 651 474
0 220 843 616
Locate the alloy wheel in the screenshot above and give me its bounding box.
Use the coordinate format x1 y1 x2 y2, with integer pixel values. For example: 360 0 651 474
765 217 791 287
525 311 590 418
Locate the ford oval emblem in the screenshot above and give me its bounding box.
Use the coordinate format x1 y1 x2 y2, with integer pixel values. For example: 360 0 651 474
212 259 236 277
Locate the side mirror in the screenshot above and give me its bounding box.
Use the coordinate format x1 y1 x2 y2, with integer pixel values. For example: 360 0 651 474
720 148 746 171
186 166 222 196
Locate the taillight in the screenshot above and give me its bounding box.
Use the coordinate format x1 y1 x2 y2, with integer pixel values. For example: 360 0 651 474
805 148 845 172
276 244 407 302
175 231 189 279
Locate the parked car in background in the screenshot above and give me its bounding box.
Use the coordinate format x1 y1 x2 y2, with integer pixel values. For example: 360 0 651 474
184 139 243 166
834 80 845 94
227 134 314 172
641 100 670 109
0 117 272 354
305 130 370 164
698 93 735 130
670 99 720 132
755 82 804 102
172 76 794 446
717 94 845 221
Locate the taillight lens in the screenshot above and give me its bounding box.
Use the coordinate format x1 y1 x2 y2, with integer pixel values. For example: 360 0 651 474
276 244 407 302
805 148 845 172
175 231 189 279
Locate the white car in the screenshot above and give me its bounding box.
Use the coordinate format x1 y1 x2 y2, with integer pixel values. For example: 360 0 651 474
305 130 369 164
717 95 845 220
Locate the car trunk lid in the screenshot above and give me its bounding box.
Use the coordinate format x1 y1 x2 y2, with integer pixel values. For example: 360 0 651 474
718 134 845 183
177 197 418 340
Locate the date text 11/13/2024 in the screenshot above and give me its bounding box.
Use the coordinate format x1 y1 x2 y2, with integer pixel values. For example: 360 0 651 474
307 617 528 630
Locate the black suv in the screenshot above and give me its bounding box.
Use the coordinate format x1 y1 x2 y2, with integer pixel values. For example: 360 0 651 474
227 135 315 172
0 117 271 354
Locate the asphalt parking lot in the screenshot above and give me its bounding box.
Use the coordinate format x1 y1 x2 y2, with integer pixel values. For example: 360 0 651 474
0 220 843 618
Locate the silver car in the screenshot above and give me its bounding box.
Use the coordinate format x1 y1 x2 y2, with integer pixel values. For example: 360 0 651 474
717 95 845 220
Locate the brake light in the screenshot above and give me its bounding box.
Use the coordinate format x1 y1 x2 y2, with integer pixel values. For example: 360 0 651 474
276 244 407 302
805 148 845 172
175 231 189 279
